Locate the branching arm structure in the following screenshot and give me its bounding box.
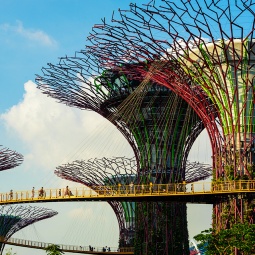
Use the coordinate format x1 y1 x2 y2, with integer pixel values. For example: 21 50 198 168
0 146 23 171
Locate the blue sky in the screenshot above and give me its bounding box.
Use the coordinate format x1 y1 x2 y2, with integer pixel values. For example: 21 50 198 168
0 1 212 254
0 0 139 113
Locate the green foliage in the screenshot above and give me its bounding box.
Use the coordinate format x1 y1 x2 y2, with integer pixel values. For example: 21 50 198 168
224 165 234 180
5 248 16 255
194 224 255 255
242 174 249 180
45 244 64 255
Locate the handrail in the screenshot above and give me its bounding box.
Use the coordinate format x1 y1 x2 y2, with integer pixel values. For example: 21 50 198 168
0 236 134 254
1 181 255 205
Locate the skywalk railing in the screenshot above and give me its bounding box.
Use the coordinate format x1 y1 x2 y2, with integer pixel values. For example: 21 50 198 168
0 236 134 254
1 180 255 205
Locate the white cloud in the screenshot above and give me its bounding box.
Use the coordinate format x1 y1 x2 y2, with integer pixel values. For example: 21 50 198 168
0 80 133 172
0 20 57 47
68 206 93 219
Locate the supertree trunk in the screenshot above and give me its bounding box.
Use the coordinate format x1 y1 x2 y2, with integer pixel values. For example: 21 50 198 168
107 79 201 255
134 202 189 255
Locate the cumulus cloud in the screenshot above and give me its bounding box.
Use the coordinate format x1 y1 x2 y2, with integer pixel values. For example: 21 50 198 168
68 206 93 219
0 20 57 47
0 81 133 172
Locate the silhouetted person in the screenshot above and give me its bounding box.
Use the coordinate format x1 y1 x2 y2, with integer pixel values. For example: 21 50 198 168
31 187 35 199
64 186 70 196
9 190 13 200
39 187 44 198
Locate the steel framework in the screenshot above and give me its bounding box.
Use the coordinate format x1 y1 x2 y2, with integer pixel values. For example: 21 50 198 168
37 2 255 254
0 146 23 171
36 50 215 254
0 205 57 254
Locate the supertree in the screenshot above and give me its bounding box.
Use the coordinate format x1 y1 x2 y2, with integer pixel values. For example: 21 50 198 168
55 156 212 248
0 205 58 254
0 146 23 171
81 0 255 253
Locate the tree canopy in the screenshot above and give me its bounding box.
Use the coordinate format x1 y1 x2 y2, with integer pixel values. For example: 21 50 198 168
5 248 16 255
45 244 64 255
194 224 255 255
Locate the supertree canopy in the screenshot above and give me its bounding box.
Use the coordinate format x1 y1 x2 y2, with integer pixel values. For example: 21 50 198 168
0 146 23 171
0 205 58 254
36 55 209 183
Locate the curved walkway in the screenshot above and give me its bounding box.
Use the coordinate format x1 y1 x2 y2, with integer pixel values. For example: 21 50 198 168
1 181 255 205
1 237 134 254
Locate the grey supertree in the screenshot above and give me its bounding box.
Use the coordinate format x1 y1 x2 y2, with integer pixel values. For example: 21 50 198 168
56 157 137 247
0 205 58 254
0 146 23 171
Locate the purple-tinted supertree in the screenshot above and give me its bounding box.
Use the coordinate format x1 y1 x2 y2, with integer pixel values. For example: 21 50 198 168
0 146 23 171
0 205 57 254
82 1 255 254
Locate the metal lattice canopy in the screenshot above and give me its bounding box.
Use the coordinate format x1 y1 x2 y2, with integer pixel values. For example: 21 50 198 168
0 205 57 254
36 54 211 183
56 157 138 237
0 146 23 171
55 157 211 186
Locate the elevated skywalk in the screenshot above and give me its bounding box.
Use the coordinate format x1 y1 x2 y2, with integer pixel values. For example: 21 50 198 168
0 236 134 254
1 181 255 205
